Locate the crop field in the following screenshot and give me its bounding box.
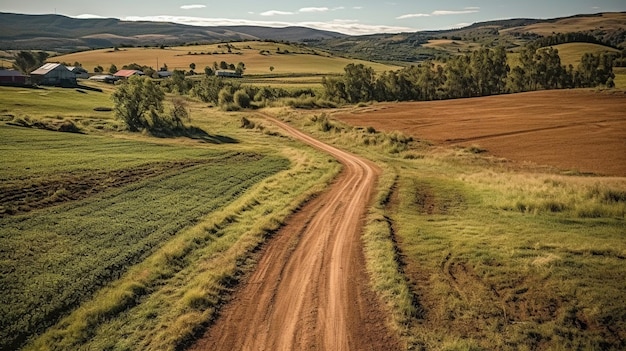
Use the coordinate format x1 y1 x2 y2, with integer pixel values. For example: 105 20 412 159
50 41 399 75
0 86 340 350
0 125 291 349
334 89 626 176
280 94 626 350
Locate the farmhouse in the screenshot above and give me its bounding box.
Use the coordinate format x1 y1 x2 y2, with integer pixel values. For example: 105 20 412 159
215 70 242 78
114 70 144 79
0 69 28 86
30 63 77 86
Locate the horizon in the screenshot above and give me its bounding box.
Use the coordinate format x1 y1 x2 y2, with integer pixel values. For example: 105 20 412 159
1 1 626 35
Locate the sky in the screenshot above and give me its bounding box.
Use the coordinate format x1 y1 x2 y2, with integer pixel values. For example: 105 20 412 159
1 0 625 35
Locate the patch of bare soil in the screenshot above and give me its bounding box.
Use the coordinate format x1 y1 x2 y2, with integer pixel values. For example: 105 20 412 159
0 161 204 217
335 90 626 176
189 116 400 351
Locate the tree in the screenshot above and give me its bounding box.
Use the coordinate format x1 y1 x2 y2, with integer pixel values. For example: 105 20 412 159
204 66 214 76
108 64 118 74
235 62 246 75
13 51 49 74
111 76 164 132
342 63 376 103
168 97 191 129
269 66 275 72
94 65 104 73
189 62 196 71
233 89 251 108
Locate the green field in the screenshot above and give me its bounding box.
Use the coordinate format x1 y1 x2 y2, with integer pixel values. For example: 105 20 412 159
0 86 340 350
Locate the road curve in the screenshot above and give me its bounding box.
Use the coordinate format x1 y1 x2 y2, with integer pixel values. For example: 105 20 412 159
189 115 399 351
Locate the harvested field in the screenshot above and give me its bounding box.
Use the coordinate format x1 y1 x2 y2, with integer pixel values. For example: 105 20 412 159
335 90 626 176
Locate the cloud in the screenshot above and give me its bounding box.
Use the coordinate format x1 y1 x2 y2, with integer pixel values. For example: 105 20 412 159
432 9 479 15
396 13 430 19
397 7 480 19
75 14 108 19
260 10 294 16
299 7 329 13
353 6 363 10
122 15 417 35
180 5 206 10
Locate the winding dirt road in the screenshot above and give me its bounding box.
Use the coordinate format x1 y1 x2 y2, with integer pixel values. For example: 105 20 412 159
190 116 399 351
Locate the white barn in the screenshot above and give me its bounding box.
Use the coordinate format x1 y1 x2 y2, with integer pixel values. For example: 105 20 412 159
31 63 77 86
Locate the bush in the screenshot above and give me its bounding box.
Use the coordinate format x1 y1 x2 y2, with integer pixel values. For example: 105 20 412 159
233 89 251 109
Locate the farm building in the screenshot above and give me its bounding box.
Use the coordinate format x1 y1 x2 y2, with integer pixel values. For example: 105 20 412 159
30 63 77 86
89 74 120 83
114 70 144 79
0 69 28 86
215 70 242 78
156 70 172 78
67 66 90 79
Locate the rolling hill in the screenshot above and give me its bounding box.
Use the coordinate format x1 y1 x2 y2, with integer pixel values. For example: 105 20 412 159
0 13 345 52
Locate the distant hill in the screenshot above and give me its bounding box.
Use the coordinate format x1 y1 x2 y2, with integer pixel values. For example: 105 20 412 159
308 12 626 64
0 13 346 51
1 11 624 64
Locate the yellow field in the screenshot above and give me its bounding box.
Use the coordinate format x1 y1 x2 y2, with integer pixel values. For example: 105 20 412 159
501 12 626 37
50 41 399 75
552 42 620 66
422 39 481 53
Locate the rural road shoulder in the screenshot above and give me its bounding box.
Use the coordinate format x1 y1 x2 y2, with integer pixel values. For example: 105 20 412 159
189 114 400 351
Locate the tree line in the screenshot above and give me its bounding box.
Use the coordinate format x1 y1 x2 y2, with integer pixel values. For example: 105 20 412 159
322 44 615 104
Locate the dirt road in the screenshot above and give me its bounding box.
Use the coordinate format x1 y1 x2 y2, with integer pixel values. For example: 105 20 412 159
190 116 399 351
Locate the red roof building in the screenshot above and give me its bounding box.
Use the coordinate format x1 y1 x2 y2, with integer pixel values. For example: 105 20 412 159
113 70 144 78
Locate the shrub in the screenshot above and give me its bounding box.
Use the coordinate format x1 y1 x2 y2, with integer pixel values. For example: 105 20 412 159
233 89 251 109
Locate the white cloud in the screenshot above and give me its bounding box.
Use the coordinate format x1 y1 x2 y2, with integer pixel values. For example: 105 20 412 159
353 7 363 10
122 15 417 35
299 7 329 13
333 7 345 11
432 9 479 15
397 7 480 19
180 5 206 10
75 14 107 19
260 10 294 16
396 13 430 19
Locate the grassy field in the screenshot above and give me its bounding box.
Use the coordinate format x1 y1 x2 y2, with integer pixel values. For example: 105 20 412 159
552 42 620 67
277 101 626 350
49 41 399 75
0 86 340 350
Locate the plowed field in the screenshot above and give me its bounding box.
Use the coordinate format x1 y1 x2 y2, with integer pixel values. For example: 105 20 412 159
335 90 626 176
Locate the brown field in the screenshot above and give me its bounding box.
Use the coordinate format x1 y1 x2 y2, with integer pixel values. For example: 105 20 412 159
502 12 626 39
335 90 626 176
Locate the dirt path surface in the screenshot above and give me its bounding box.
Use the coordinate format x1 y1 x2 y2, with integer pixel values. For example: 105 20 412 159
190 116 399 351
